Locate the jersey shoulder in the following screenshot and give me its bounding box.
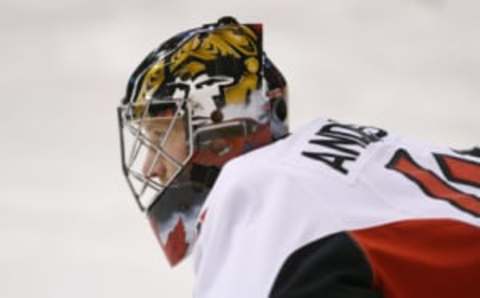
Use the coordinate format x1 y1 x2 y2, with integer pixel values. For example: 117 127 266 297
193 117 480 298
229 117 395 185
223 117 480 226
227 117 391 172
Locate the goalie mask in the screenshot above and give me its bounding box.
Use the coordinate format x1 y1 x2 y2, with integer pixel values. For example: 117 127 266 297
118 16 288 266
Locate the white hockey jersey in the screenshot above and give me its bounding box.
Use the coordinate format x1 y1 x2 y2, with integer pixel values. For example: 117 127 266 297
192 118 480 298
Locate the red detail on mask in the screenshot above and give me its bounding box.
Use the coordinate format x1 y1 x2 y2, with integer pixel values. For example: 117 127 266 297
163 218 188 266
192 123 273 167
249 24 263 36
267 88 285 99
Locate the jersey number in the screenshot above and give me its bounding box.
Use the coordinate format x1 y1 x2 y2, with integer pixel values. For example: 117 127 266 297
387 149 480 217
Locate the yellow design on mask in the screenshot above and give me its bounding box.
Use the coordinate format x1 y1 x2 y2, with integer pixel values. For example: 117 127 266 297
135 24 261 109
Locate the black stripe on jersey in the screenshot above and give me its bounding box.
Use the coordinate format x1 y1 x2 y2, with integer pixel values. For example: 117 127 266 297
269 232 381 298
455 147 480 158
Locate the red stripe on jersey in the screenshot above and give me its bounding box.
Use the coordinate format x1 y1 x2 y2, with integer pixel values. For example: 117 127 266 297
435 154 480 188
350 219 480 298
389 150 480 216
